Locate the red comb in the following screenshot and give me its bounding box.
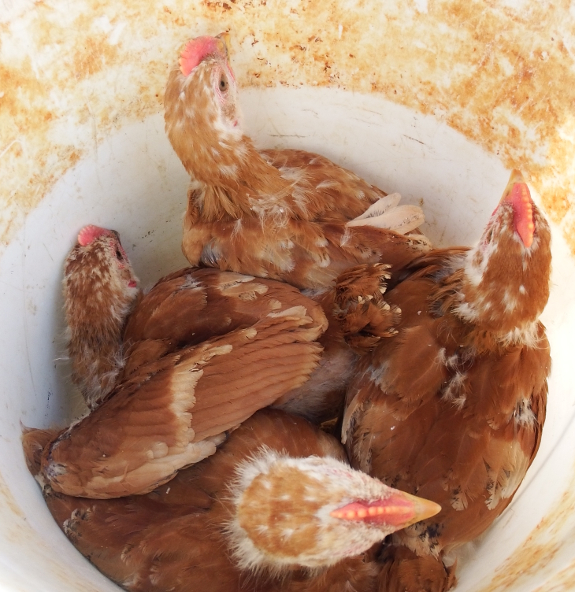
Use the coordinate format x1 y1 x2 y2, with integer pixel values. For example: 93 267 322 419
77 225 109 246
179 35 228 76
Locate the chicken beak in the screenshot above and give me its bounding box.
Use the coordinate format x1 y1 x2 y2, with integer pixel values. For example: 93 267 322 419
216 31 231 57
330 490 441 532
500 169 534 248
500 169 527 203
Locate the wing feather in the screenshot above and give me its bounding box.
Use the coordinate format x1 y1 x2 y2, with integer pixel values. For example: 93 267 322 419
41 307 325 498
344 273 550 560
38 410 346 592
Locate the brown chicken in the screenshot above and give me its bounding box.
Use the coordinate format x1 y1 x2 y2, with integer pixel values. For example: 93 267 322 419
341 171 552 591
39 226 329 498
24 409 440 592
63 224 140 409
164 34 431 291
65 224 399 428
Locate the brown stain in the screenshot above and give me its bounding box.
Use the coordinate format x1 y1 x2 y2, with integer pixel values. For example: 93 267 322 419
72 33 118 80
532 558 575 592
0 472 25 520
473 457 575 592
0 0 574 254
0 2 573 589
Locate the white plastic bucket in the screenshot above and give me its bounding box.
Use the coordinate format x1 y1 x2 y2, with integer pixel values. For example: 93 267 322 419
1 2 575 590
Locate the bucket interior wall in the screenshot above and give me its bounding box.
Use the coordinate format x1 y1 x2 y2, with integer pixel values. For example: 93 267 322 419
1 2 575 591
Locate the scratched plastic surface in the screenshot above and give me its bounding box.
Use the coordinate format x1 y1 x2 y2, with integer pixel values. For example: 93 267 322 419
1 2 575 591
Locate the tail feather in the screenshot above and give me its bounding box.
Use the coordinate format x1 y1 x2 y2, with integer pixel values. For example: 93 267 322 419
21 426 58 476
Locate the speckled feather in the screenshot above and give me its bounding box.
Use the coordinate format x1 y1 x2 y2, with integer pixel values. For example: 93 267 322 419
342 173 552 592
24 410 424 592
43 260 330 498
164 36 430 291
119 266 328 380
63 228 140 409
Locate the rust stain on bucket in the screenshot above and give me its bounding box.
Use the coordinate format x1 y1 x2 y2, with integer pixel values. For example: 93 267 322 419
473 459 575 592
532 559 575 592
0 471 25 520
0 2 574 591
1 0 574 253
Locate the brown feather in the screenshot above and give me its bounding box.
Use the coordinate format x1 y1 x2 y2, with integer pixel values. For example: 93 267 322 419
121 267 328 378
378 546 456 592
164 37 431 291
34 410 382 592
21 427 58 476
280 555 381 592
40 303 326 498
343 174 552 591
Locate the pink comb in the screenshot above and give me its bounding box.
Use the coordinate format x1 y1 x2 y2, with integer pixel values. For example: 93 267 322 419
77 225 109 246
179 35 228 76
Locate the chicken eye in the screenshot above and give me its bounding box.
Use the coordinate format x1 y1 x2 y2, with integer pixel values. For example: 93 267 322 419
219 76 228 92
115 248 123 261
